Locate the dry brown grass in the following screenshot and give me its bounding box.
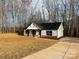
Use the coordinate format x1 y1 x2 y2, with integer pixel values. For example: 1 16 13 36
0 33 58 59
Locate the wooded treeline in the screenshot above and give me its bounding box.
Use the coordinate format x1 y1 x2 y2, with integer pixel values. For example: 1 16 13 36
0 0 79 37
0 0 32 33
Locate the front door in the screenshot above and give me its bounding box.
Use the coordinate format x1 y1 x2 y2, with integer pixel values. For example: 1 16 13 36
32 30 36 37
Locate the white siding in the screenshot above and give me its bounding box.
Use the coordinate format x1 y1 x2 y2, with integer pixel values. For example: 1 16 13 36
24 30 26 35
41 30 46 36
36 31 39 36
57 24 64 38
41 30 58 37
27 23 40 30
52 30 57 36
26 23 64 38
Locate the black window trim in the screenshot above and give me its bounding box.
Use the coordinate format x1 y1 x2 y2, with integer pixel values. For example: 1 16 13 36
46 31 52 36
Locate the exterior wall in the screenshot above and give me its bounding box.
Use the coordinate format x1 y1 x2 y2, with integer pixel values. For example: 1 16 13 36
36 31 39 36
35 31 41 37
52 30 57 36
41 30 57 37
57 24 64 38
41 30 46 36
24 30 26 35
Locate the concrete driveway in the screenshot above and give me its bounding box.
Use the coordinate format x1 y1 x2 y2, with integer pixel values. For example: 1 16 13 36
21 37 79 59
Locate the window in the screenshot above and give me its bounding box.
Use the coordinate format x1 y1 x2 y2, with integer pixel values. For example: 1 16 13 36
46 31 52 36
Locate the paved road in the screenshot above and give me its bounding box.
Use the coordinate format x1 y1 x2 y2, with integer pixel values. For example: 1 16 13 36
21 38 79 59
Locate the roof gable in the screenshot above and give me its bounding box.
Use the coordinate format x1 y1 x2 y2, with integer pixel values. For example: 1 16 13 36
27 23 41 30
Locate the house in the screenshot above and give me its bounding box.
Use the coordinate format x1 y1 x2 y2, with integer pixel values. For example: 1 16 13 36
24 22 64 38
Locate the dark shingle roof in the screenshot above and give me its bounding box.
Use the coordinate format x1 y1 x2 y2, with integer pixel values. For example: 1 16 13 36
36 22 61 30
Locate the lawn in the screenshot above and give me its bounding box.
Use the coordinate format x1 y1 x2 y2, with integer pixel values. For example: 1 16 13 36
0 33 58 59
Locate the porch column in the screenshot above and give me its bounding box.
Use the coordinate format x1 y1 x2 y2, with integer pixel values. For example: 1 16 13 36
39 30 41 38
24 30 26 36
36 30 39 37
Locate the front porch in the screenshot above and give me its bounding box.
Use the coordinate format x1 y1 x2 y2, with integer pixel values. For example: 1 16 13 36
24 29 41 37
